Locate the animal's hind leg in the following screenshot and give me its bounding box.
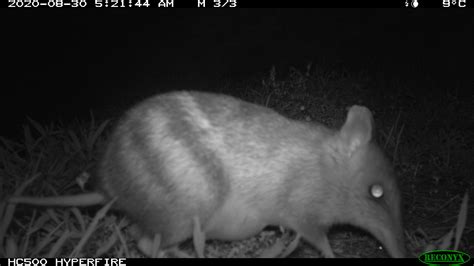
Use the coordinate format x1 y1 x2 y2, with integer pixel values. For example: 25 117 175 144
129 224 164 257
137 234 163 258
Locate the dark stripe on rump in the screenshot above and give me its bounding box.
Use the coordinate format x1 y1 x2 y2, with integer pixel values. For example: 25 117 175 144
165 92 230 219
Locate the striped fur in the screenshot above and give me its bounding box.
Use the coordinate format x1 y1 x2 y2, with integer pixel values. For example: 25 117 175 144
97 91 405 257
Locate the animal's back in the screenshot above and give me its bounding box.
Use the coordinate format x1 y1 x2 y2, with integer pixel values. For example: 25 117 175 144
98 91 321 244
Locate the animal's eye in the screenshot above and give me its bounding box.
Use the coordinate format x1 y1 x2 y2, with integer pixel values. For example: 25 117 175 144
370 184 384 199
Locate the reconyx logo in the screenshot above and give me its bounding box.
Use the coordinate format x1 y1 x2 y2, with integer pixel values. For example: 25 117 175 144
418 250 470 266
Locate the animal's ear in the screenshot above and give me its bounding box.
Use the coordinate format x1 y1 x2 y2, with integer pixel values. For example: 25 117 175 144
338 106 374 157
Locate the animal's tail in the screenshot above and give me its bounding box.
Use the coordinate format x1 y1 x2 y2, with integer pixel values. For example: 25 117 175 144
8 192 106 206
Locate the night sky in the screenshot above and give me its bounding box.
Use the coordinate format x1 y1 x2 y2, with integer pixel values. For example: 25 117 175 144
2 9 473 139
